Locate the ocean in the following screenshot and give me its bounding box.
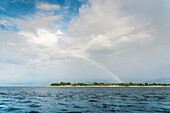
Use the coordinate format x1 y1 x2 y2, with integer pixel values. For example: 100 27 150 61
0 87 170 113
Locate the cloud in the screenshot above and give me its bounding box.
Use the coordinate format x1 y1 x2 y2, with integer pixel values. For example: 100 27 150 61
11 0 154 65
0 20 12 27
18 27 86 66
0 7 6 11
0 2 82 67
68 0 152 55
4 2 62 32
20 28 64 47
37 3 60 11
0 0 170 84
7 41 16 47
165 22 170 27
11 13 62 32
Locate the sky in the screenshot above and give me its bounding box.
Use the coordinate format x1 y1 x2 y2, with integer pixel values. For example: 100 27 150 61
0 0 170 86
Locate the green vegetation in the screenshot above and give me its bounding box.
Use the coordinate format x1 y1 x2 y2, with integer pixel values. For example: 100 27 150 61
50 82 170 87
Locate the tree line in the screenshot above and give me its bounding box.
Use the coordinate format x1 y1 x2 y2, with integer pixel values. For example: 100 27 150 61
50 82 170 86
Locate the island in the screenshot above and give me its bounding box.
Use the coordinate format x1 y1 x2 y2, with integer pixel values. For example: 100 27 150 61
50 82 170 87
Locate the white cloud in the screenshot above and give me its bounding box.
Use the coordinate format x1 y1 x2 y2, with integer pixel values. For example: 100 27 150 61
0 7 6 11
18 28 86 66
0 20 12 27
68 0 152 55
1 0 170 84
6 2 62 32
7 41 16 47
15 0 153 65
37 3 60 11
20 28 64 47
11 13 62 32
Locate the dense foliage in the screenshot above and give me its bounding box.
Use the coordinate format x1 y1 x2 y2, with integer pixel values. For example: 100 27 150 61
50 82 170 86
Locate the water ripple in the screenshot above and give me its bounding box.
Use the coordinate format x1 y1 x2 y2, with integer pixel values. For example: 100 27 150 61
0 87 169 112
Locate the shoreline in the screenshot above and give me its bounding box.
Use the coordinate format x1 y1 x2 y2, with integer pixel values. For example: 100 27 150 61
50 82 170 87
48 86 170 87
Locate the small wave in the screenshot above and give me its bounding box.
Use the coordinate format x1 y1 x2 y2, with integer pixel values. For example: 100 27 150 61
58 103 67 105
5 107 21 112
38 95 47 97
88 99 98 102
29 104 42 108
14 97 24 100
28 111 40 113
2 100 10 102
73 105 84 108
0 93 7 95
0 87 170 112
60 109 68 111
21 100 32 103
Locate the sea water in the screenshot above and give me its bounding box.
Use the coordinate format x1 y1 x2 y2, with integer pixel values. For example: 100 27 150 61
0 87 170 113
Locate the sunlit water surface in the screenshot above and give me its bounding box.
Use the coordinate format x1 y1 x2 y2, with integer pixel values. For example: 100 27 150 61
0 87 170 113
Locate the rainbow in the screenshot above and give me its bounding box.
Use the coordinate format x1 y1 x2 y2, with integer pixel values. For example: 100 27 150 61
73 54 124 83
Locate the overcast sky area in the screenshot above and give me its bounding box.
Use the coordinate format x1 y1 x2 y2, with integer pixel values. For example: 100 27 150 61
0 0 170 86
